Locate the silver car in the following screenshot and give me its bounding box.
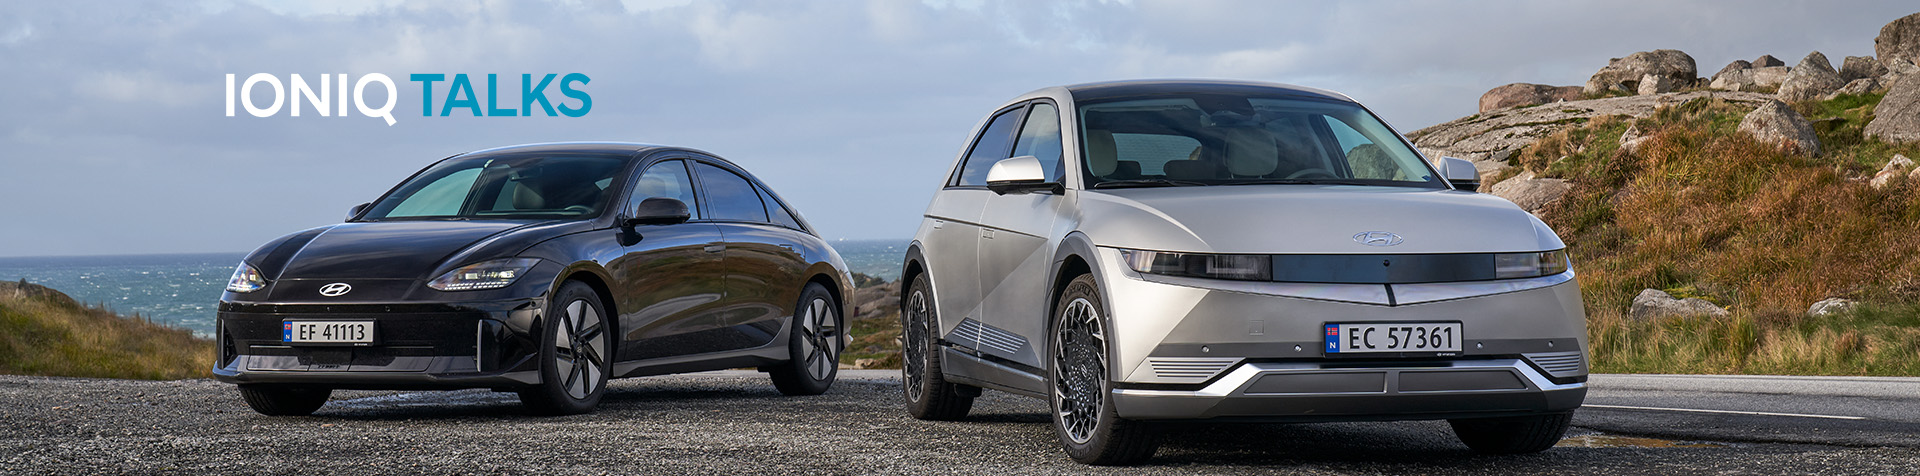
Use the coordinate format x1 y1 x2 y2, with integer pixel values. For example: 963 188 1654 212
899 80 1587 465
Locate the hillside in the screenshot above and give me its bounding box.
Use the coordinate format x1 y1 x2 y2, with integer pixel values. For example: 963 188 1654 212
0 280 213 380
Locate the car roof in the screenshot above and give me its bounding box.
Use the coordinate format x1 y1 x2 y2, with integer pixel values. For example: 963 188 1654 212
459 141 674 157
1061 79 1355 104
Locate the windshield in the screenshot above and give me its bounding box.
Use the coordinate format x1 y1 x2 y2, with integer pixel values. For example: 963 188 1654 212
359 153 627 221
1078 95 1443 189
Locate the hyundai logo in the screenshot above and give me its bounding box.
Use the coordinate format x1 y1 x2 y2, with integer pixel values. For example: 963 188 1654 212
1352 231 1404 247
318 282 353 297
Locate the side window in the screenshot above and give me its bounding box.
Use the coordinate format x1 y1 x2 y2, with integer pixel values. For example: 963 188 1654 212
951 106 1025 187
693 162 768 222
626 159 701 220
757 185 804 230
1010 102 1063 181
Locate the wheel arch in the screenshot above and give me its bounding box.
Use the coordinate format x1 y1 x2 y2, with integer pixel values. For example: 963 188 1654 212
553 262 619 360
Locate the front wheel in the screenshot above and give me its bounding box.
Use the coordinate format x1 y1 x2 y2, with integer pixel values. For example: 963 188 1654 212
1050 274 1159 465
1449 412 1573 453
518 281 612 415
901 274 974 420
770 283 842 396
238 385 331 416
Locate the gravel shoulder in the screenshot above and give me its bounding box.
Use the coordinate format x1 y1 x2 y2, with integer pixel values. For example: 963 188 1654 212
2 371 1917 475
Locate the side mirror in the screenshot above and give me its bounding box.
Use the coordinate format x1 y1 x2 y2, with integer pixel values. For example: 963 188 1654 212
624 197 690 226
985 155 1057 195
346 202 371 221
1441 157 1480 192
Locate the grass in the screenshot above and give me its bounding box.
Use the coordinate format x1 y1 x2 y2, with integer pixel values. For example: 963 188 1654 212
0 280 213 380
1503 93 1920 374
840 273 903 369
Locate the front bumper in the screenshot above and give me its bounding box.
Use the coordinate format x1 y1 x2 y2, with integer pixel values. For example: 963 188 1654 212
212 299 546 390
1112 359 1585 421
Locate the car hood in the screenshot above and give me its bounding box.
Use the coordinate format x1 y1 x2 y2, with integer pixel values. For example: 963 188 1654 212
1075 185 1564 254
260 220 548 280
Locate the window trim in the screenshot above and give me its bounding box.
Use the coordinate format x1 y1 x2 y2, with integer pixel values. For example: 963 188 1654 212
688 159 772 225
946 102 1032 189
623 157 702 221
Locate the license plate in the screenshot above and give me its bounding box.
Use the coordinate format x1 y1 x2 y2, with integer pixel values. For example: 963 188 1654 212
284 321 374 344
1325 322 1460 353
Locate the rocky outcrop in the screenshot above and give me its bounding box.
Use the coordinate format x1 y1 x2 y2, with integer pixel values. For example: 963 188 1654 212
1871 154 1915 189
1488 170 1571 213
1410 91 1776 177
1479 83 1583 112
1776 52 1848 102
1840 55 1887 81
1715 60 1752 78
1737 100 1820 156
1711 65 1791 92
1584 49 1698 94
1867 75 1920 144
1807 298 1858 317
1877 12 1920 67
1631 289 1730 319
1637 73 1677 95
1754 54 1785 68
1825 78 1880 100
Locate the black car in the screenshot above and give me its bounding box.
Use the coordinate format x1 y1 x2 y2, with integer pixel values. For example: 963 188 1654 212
215 142 853 415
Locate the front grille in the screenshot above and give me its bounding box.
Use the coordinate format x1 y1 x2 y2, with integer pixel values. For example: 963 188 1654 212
1523 351 1586 379
1148 357 1241 382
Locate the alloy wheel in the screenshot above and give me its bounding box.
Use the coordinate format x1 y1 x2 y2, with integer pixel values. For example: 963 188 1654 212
797 297 842 381
903 290 929 402
553 298 607 400
1053 297 1107 445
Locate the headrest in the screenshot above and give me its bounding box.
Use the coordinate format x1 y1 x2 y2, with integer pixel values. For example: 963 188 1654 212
1221 127 1279 176
1086 129 1118 176
510 182 545 210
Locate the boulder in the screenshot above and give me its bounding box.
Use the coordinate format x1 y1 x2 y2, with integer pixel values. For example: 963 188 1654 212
1715 60 1753 78
1751 66 1792 88
1877 12 1920 67
1488 170 1572 213
1807 298 1858 317
1737 100 1821 155
1710 69 1753 91
1909 165 1920 183
1584 49 1698 94
1871 154 1915 189
1840 56 1887 81
1754 54 1786 68
1866 75 1920 144
1630 289 1729 319
1637 73 1677 95
1619 124 1651 154
1479 83 1583 113
1824 78 1880 100
1776 52 1848 102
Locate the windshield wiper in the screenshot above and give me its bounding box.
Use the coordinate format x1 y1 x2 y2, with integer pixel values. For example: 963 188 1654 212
1090 179 1210 189
1223 178 1374 186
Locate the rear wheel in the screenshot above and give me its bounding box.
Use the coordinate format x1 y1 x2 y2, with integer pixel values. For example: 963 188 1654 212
770 283 842 395
1449 412 1573 453
518 281 612 415
238 385 331 416
1050 274 1159 465
902 273 974 420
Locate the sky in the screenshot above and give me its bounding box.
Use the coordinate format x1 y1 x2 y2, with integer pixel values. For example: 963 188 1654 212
0 0 1914 257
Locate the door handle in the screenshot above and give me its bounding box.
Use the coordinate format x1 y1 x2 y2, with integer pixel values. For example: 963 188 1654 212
778 243 796 252
981 229 995 239
931 219 944 229
704 243 726 253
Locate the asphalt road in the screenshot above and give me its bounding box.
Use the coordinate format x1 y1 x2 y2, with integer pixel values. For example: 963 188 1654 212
2 371 1918 475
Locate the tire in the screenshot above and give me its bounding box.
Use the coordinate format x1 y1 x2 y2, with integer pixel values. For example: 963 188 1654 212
901 273 975 420
1050 274 1159 465
1449 412 1574 454
238 385 331 416
518 281 613 415
770 283 843 396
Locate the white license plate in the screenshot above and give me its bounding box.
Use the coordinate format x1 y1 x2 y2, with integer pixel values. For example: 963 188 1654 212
1325 322 1461 353
284 321 374 344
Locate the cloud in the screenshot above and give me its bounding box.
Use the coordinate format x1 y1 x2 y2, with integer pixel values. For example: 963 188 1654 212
0 0 1914 256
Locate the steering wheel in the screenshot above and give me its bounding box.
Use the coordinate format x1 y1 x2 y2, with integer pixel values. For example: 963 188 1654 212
1285 168 1337 179
562 205 594 214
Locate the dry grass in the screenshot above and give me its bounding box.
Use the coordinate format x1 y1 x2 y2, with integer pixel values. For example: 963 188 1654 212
1512 94 1920 375
0 280 213 380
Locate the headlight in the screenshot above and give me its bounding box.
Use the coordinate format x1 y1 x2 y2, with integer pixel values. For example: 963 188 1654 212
428 258 541 291
1493 250 1570 279
1119 249 1271 281
226 262 267 293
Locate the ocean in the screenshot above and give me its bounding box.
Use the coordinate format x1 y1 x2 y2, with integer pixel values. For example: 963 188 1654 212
0 238 906 337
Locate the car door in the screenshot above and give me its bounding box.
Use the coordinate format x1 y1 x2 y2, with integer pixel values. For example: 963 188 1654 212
977 101 1067 368
690 160 804 352
608 158 733 361
925 104 1025 349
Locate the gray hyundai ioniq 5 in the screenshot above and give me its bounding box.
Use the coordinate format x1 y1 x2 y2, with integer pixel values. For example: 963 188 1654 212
899 80 1587 465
